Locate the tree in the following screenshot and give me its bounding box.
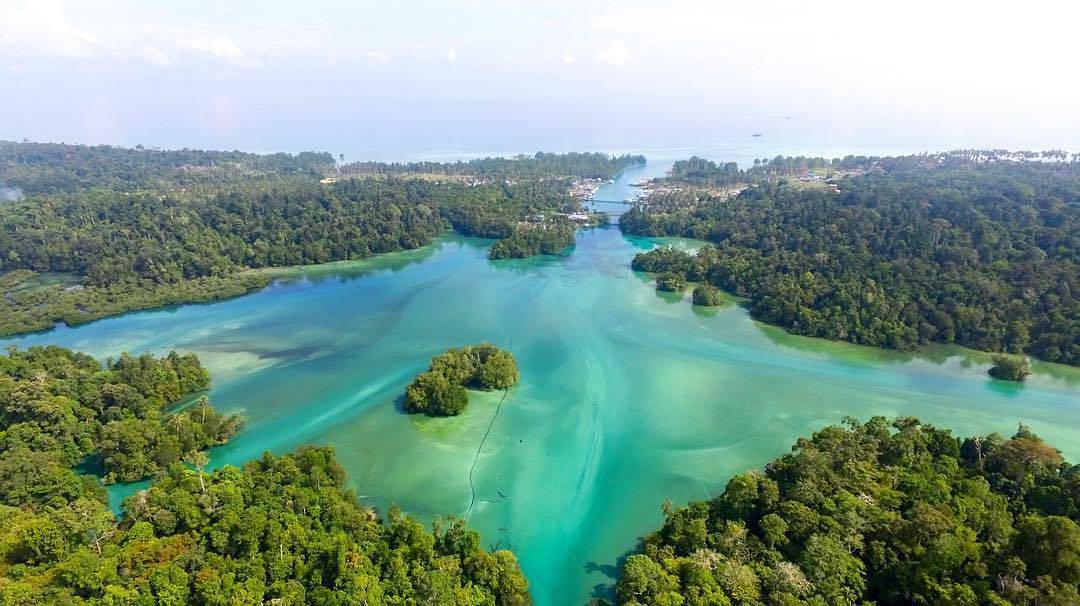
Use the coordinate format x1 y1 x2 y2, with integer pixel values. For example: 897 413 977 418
1014 515 1080 583
655 272 687 292
479 350 520 389
183 450 210 493
989 354 1032 381
692 284 723 306
404 371 468 416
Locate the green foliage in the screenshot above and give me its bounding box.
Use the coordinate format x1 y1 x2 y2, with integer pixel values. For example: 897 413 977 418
404 344 520 416
489 220 576 259
665 154 836 189
989 354 1033 381
0 346 238 488
0 270 272 337
632 247 695 275
0 342 531 604
0 180 446 285
0 140 334 195
341 151 645 180
0 446 531 605
692 284 723 307
623 155 1080 365
405 371 469 416
1 141 630 336
655 273 686 292
617 417 1080 605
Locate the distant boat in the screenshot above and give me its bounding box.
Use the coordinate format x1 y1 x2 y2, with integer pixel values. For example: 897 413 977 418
752 133 763 138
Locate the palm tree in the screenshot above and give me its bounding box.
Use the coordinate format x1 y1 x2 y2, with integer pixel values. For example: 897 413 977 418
197 396 210 424
183 450 210 493
168 413 185 437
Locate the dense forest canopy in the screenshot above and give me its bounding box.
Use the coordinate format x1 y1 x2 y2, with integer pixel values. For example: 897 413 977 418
663 150 1080 190
616 417 1080 606
0 345 530 605
0 345 239 489
624 153 1080 365
0 140 335 195
0 141 634 337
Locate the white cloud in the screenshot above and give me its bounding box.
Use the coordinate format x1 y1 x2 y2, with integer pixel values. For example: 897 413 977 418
595 41 632 67
141 46 172 67
0 0 100 59
366 50 392 65
2 0 1078 148
179 35 252 67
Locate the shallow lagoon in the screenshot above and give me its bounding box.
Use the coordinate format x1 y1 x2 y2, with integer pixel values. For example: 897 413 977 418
4 166 1080 606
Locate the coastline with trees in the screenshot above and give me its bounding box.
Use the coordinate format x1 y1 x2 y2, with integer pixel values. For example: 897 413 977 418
615 417 1080 605
0 344 530 604
0 141 643 338
623 151 1080 366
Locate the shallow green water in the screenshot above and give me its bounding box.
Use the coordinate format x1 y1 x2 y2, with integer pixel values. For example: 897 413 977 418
4 166 1080 605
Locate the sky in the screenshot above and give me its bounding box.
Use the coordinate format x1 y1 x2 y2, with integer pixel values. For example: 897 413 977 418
1 0 1078 160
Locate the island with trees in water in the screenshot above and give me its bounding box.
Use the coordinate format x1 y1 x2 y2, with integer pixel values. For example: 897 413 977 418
404 344 520 416
624 150 1080 366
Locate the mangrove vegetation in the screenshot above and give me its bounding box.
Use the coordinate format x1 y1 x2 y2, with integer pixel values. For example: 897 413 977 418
404 344 520 416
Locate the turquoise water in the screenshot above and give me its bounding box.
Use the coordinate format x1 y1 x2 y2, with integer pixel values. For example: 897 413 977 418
3 163 1080 605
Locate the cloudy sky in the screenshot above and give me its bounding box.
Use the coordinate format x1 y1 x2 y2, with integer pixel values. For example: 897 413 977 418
2 0 1078 159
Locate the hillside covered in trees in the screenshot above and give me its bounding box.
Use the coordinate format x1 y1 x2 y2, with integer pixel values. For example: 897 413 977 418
0 141 634 336
616 417 1080 606
0 345 530 604
623 153 1080 365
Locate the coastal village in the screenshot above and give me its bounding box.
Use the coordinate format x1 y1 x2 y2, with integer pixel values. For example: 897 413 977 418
569 176 608 200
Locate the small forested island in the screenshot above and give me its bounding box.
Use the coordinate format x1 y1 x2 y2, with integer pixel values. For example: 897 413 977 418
615 417 1080 605
989 353 1033 382
0 345 529 604
404 344 520 416
623 151 1080 366
0 141 642 337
